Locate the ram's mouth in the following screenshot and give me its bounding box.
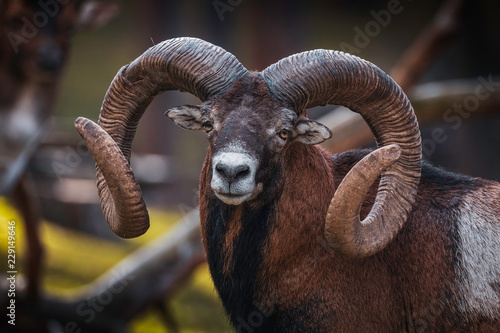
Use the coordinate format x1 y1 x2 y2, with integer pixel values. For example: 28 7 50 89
214 191 253 205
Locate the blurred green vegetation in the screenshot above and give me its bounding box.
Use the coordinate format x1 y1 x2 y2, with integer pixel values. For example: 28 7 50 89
0 197 232 332
55 1 141 121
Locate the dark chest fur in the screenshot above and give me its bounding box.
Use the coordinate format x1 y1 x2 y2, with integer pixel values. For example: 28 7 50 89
204 196 278 330
201 149 492 332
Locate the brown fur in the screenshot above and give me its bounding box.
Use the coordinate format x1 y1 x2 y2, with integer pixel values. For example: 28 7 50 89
203 148 496 331
197 101 498 332
222 205 244 277
189 73 500 331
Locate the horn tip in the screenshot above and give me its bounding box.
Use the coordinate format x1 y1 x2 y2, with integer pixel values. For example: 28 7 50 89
75 116 89 127
380 144 402 165
386 144 402 156
74 117 96 135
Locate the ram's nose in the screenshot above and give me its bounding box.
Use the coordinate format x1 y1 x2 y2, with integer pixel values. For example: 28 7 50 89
211 151 259 205
215 162 250 183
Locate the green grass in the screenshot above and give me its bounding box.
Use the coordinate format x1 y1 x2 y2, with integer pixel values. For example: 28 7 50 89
0 198 232 332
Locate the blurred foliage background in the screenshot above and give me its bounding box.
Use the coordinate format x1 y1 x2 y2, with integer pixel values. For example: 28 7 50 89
0 199 232 332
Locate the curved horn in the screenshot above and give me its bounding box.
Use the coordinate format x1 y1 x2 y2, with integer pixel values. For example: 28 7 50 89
261 50 421 258
75 37 248 238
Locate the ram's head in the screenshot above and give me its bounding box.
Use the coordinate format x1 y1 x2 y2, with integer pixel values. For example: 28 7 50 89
76 38 421 258
165 73 332 205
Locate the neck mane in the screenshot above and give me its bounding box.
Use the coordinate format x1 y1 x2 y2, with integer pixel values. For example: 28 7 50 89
198 143 336 326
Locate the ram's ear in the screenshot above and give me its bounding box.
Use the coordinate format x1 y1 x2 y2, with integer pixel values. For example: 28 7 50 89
294 119 332 145
165 105 204 131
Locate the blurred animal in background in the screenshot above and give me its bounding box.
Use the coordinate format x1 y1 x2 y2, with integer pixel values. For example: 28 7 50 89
0 0 119 300
0 0 119 146
77 37 499 332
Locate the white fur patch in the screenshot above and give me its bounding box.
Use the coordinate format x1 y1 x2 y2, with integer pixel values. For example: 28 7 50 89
1 83 40 143
211 141 260 205
455 185 500 320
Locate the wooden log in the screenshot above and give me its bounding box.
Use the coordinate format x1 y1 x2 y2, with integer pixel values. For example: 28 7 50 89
39 209 204 331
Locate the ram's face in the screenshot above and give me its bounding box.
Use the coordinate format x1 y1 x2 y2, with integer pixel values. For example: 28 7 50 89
167 75 331 205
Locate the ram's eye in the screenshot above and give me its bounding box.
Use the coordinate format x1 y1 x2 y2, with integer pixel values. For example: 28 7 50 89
278 129 291 140
202 121 213 132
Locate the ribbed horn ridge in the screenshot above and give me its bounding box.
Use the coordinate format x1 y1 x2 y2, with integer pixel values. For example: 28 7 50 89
261 50 421 258
75 37 249 238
